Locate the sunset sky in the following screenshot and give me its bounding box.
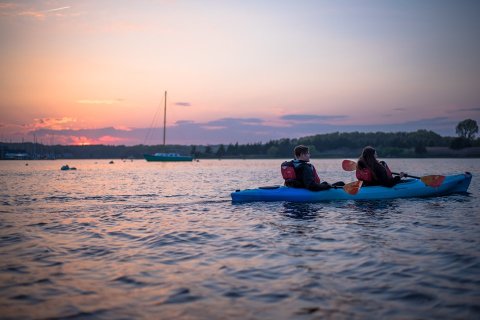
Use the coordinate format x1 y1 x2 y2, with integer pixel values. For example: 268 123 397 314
1 0 479 145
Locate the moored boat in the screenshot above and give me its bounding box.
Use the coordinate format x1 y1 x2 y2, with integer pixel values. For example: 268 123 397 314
144 91 193 162
60 165 77 171
144 153 193 162
231 172 472 203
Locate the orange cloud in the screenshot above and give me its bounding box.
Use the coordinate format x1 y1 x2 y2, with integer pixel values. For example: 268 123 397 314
1 3 72 20
53 134 132 146
0 3 17 12
18 10 46 20
98 135 126 144
76 99 122 105
32 117 78 130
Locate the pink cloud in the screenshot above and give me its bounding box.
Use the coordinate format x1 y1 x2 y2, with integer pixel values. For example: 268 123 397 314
18 10 46 20
1 3 72 20
97 135 128 144
32 117 78 130
45 133 134 146
76 99 122 105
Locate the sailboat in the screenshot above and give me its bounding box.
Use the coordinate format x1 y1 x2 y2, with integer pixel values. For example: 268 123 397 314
143 91 193 162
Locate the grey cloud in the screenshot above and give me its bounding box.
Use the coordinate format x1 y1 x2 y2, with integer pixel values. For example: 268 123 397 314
205 118 264 126
175 102 191 107
281 114 348 122
458 107 480 112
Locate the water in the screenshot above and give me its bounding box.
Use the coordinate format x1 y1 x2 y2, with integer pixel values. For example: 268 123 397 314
0 158 479 319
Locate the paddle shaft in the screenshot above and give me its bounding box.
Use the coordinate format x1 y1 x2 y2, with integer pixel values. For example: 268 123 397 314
391 171 420 179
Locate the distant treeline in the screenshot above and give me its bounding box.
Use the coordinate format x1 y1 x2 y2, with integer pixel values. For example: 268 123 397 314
1 129 480 159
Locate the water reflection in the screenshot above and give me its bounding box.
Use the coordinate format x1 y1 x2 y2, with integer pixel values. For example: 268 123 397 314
280 202 321 220
346 199 400 216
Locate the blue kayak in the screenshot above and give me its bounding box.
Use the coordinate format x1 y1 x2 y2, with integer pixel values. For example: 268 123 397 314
231 172 472 203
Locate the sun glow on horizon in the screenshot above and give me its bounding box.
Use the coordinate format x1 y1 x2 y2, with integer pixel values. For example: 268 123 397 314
71 137 93 146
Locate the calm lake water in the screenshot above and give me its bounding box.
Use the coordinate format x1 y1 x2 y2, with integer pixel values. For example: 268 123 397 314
0 158 479 319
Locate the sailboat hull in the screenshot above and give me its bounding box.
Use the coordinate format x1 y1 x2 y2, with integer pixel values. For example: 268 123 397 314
144 154 193 162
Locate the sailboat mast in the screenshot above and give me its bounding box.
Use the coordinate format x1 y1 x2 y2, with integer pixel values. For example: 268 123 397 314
163 91 167 146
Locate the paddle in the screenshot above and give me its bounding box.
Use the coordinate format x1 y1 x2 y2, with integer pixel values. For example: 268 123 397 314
339 180 363 195
341 159 445 188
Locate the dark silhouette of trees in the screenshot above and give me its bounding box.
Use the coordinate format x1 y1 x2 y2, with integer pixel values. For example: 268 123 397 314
216 144 226 158
456 119 478 140
2 124 479 159
451 119 478 149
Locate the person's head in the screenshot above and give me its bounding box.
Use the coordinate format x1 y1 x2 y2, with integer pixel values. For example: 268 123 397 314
294 145 310 161
360 146 377 167
362 146 376 159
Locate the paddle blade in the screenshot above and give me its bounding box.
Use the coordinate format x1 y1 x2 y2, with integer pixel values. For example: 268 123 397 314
420 175 445 188
343 180 363 195
342 160 357 171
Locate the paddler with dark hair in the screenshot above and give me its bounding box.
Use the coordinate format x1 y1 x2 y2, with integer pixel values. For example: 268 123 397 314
281 145 344 191
356 146 407 187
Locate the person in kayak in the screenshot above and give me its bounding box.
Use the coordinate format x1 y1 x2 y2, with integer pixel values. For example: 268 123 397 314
282 145 344 191
356 146 407 187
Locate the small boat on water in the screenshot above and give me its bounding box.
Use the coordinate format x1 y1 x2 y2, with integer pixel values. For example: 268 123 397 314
61 165 77 171
144 91 193 162
144 153 193 162
231 172 472 203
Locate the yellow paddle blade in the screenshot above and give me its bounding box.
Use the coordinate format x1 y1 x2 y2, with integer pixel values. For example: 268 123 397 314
342 159 357 171
343 180 363 195
420 175 445 188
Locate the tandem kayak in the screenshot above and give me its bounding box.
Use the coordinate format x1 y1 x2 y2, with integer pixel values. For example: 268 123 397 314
231 172 472 203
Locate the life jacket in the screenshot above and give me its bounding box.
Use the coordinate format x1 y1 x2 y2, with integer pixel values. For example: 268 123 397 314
380 161 393 178
281 160 321 185
356 161 393 182
356 167 373 182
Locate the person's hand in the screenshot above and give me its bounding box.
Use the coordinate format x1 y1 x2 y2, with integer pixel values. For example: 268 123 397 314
399 172 408 178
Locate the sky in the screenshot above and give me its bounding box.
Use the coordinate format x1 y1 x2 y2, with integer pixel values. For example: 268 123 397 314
1 0 479 146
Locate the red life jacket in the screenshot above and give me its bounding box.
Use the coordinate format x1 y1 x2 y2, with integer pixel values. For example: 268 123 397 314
281 160 320 184
356 161 393 182
356 167 373 182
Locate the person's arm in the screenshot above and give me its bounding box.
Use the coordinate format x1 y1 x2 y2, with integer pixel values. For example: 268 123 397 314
308 181 331 191
374 164 398 187
301 164 331 191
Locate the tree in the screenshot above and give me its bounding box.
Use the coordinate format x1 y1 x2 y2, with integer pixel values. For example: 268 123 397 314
216 144 225 158
456 119 478 141
414 144 427 154
266 146 279 157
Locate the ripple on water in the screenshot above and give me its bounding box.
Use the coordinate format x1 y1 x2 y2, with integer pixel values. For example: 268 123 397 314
0 233 26 247
113 275 148 287
161 288 203 304
69 245 115 258
142 231 219 248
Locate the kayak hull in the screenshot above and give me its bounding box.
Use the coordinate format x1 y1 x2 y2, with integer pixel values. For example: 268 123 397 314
231 172 472 203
